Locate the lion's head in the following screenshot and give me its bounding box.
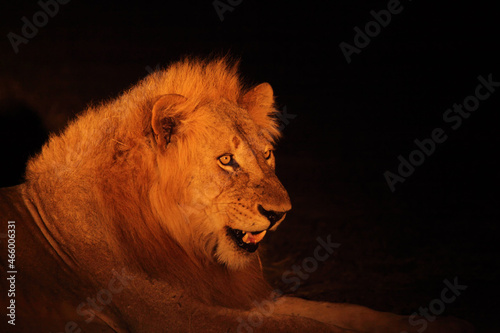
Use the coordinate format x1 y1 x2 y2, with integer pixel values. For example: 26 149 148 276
147 62 291 271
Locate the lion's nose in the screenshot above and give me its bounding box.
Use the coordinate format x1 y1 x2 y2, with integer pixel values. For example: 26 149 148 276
257 204 287 229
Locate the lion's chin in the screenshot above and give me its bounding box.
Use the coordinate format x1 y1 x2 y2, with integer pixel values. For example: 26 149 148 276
213 227 267 270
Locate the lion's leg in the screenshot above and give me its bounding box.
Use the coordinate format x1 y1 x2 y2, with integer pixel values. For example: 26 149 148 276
273 297 474 333
274 297 404 333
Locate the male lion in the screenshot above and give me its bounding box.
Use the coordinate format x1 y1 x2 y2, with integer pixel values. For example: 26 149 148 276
0 58 473 332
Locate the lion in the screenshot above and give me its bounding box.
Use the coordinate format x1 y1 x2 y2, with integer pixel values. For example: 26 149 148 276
0 57 473 333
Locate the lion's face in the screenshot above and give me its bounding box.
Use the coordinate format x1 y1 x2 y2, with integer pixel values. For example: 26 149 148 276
151 83 291 270
186 102 291 269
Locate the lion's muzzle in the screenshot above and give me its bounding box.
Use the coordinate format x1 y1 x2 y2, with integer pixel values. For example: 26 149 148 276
257 204 287 229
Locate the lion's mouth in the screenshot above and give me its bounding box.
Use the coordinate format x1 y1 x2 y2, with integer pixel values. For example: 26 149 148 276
227 227 267 253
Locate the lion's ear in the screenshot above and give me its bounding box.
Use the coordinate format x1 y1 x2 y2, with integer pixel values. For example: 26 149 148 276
239 83 275 126
239 83 281 140
151 94 187 151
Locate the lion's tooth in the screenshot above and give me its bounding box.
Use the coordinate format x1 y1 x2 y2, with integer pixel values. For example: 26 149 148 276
242 233 250 243
253 230 267 243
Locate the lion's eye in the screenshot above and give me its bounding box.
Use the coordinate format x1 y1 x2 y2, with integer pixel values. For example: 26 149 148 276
219 155 233 165
264 149 273 160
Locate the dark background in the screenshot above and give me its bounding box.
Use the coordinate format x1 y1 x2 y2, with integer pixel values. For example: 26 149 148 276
1 1 498 332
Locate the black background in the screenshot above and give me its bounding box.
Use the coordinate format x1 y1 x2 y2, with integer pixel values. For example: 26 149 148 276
1 1 499 332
